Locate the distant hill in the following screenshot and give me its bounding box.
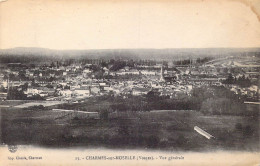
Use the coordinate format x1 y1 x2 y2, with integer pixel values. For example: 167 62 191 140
0 47 259 63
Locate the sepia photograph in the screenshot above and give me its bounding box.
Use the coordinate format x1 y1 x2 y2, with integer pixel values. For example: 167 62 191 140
0 0 259 165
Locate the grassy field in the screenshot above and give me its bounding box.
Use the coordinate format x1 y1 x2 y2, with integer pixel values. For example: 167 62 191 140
1 107 259 151
0 100 66 108
0 100 29 107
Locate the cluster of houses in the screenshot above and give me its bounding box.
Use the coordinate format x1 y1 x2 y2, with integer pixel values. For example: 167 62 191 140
229 85 259 99
0 60 259 101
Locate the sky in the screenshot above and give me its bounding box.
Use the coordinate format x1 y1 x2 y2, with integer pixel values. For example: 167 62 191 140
0 0 260 50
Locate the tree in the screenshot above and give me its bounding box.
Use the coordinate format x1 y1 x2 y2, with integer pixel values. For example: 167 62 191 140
50 62 56 68
3 75 8 80
64 85 70 89
94 71 104 79
31 81 40 87
27 94 44 100
49 77 55 82
18 71 27 81
109 59 115 64
196 58 201 64
9 73 16 81
46 84 53 88
222 73 234 84
29 64 36 68
146 91 159 102
222 68 228 73
0 86 7 93
100 61 108 68
110 60 126 71
236 75 251 87
127 59 135 67
7 87 27 100
21 83 28 91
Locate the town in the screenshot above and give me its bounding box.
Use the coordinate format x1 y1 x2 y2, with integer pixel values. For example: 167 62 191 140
0 52 259 151
0 56 259 103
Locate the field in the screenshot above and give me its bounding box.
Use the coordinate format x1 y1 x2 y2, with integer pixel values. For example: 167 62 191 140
1 108 259 151
0 100 29 107
0 100 66 108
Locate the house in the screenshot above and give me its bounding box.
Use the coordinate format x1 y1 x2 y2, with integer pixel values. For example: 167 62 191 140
99 82 107 86
160 89 173 97
91 86 100 94
121 88 132 95
26 87 40 95
26 87 55 96
38 87 55 96
1 81 8 88
248 85 258 92
0 92 7 100
70 84 81 90
60 89 73 97
103 86 112 92
74 87 90 97
99 82 110 92
127 69 140 75
39 92 49 97
132 87 150 96
83 69 91 73
112 88 121 95
141 70 156 76
151 82 162 89
186 85 193 91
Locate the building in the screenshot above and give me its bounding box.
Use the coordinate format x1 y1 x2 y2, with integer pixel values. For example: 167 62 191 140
60 89 73 97
74 87 90 97
0 92 7 100
132 87 150 96
159 65 165 82
91 86 100 94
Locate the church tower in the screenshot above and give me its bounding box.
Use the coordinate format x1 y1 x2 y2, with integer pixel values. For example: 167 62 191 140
159 65 165 82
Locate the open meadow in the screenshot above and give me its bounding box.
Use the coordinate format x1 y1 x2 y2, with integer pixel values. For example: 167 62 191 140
1 107 258 151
